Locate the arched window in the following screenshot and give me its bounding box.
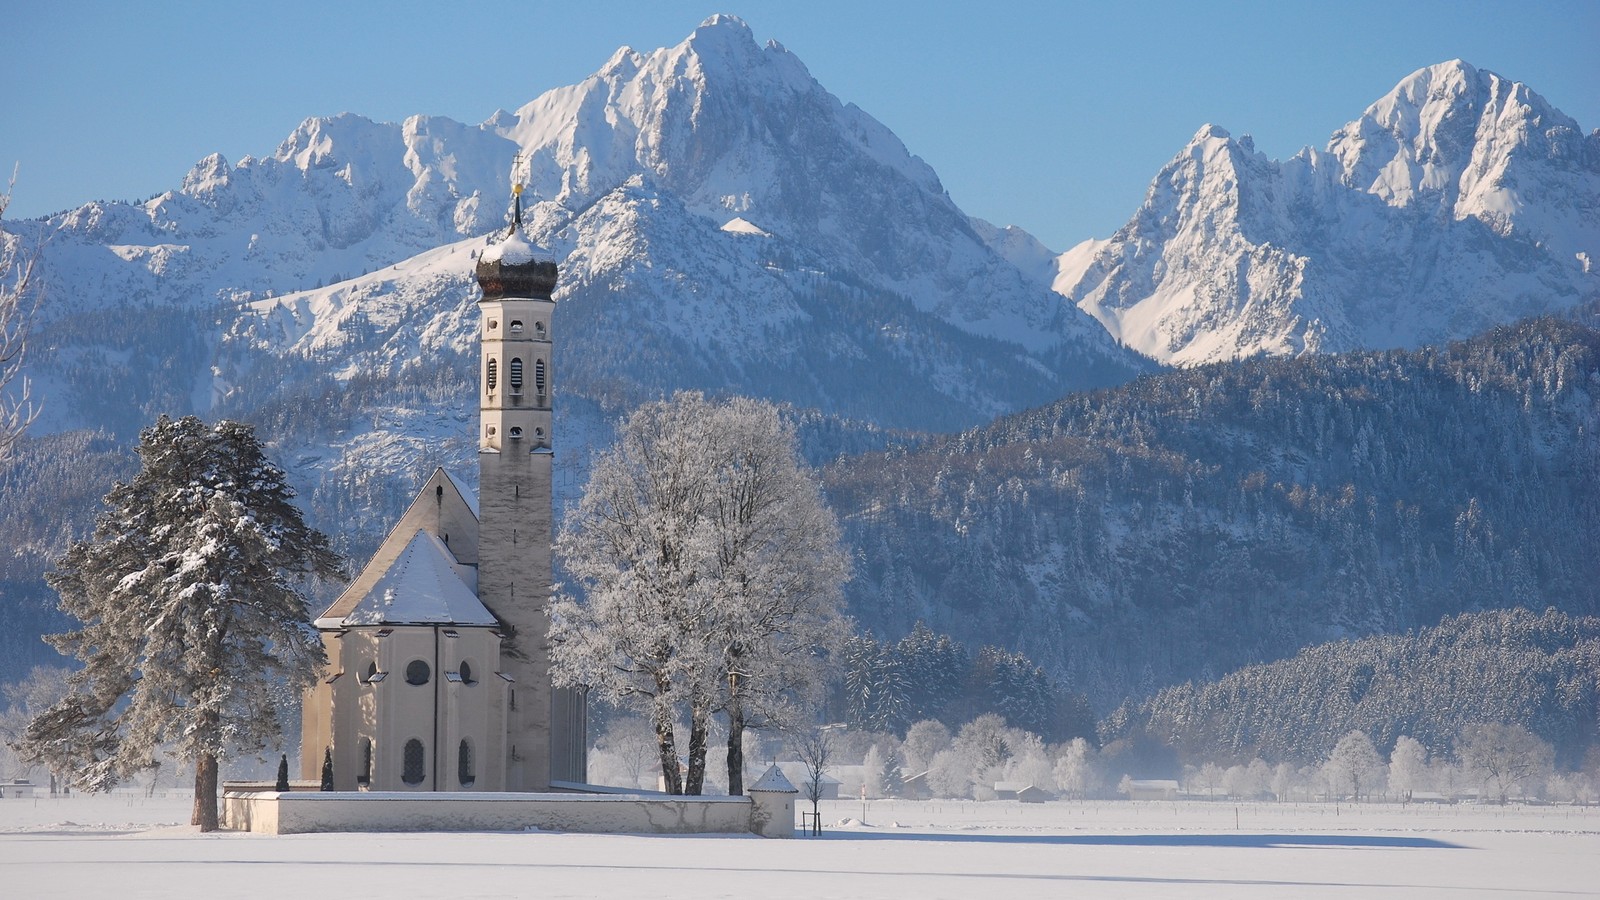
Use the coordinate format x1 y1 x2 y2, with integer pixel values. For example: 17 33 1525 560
460 660 475 685
535 359 547 396
405 660 431 686
364 661 378 684
509 358 524 394
458 740 475 788
358 738 372 786
535 321 546 339
486 358 498 392
402 739 426 786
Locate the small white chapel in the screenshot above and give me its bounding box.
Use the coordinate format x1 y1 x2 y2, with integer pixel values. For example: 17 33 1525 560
300 184 586 792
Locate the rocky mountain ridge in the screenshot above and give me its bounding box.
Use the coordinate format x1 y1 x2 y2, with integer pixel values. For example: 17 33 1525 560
1054 60 1600 365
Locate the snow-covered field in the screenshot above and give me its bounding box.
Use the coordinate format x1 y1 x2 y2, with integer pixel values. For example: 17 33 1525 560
1 794 1594 899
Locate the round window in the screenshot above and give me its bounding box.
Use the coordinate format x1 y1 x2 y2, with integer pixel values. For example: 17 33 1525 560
405 660 431 685
460 660 475 685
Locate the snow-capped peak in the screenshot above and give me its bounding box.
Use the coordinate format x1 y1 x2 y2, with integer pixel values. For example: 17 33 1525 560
1055 60 1598 366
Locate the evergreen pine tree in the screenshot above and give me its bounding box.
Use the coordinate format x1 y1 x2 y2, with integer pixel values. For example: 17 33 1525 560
275 754 290 792
320 748 334 792
15 416 343 830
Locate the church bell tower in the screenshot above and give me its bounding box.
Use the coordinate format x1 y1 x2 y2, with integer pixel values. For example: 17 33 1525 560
473 178 585 789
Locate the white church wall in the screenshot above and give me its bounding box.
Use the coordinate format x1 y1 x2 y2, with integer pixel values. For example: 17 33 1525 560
223 791 762 836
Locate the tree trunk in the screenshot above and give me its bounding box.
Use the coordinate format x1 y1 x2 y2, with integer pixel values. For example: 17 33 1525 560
652 701 682 795
684 703 709 796
193 752 219 832
725 688 746 796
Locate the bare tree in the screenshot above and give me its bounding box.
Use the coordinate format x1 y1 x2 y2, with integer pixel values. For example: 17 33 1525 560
789 724 835 832
0 167 38 463
593 715 663 789
1457 723 1553 804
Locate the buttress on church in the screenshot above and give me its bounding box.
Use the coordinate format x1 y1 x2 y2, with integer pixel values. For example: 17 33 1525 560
300 196 586 792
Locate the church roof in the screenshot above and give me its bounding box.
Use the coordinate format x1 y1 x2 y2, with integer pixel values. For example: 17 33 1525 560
329 530 497 628
442 468 480 519
316 468 480 626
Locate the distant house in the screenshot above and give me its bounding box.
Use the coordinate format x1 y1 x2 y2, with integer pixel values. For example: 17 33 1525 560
1124 779 1181 800
776 763 841 800
900 770 932 800
3 780 36 799
993 782 1053 803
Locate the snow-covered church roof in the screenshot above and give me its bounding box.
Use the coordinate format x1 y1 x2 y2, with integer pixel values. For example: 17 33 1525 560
324 529 497 628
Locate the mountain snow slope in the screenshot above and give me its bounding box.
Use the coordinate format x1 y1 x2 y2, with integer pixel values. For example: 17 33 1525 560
1056 61 1600 365
16 14 1145 448
0 16 1154 684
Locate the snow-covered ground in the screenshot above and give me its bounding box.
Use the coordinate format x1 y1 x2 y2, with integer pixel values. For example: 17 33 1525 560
1 794 1594 898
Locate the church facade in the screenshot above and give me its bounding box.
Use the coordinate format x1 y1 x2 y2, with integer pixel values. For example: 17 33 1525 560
301 208 586 792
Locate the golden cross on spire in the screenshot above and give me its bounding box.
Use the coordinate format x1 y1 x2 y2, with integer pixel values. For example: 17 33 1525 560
509 153 527 229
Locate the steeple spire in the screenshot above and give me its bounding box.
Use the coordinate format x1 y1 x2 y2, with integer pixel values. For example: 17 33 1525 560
509 153 528 235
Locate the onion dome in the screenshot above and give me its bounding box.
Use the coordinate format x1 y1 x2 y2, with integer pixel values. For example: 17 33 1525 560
476 182 558 300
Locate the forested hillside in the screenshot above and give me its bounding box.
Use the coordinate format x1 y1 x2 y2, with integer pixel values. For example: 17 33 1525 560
826 318 1600 709
1109 608 1600 769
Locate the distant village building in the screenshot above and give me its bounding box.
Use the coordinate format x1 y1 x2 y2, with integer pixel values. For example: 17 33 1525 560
775 762 842 800
300 185 585 791
993 782 1053 803
1123 779 1181 801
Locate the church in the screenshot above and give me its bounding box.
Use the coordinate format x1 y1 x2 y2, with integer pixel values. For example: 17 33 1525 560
300 185 586 792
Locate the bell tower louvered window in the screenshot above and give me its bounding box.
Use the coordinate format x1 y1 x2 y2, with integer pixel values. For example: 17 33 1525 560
486 358 498 392
535 359 547 396
458 740 475 788
402 739 425 786
509 358 524 394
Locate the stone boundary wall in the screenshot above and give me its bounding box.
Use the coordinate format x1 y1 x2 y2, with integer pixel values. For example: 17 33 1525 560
223 790 769 836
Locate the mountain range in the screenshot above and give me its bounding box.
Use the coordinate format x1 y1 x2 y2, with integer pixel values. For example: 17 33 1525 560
1054 60 1599 364
2 17 1597 710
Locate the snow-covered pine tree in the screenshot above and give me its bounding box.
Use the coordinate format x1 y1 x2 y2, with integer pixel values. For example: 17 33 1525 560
16 415 342 831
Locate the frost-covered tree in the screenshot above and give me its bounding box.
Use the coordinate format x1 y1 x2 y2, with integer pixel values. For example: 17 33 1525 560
0 666 71 782
1224 758 1272 799
1054 737 1093 800
550 393 849 795
0 171 37 464
592 715 662 790
1388 736 1429 801
15 416 341 831
1271 762 1297 801
1002 732 1055 792
860 744 886 799
926 748 973 799
1323 730 1385 801
1457 722 1553 804
901 718 952 773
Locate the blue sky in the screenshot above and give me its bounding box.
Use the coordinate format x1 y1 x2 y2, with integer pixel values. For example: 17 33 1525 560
2 0 1595 250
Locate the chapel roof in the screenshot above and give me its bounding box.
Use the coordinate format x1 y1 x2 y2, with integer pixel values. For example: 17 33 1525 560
331 529 497 628
316 467 480 626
